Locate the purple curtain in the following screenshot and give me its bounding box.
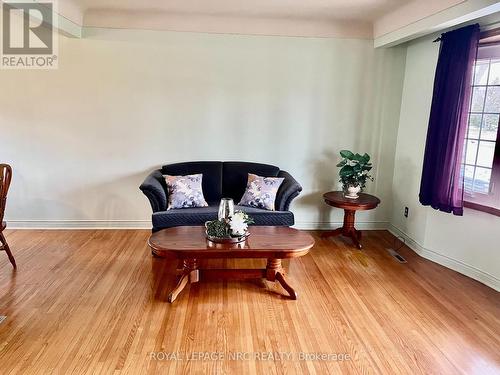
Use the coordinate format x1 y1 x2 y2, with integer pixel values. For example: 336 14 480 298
419 24 480 216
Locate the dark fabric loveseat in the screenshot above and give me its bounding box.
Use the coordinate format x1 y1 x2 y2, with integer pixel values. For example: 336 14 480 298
140 161 302 232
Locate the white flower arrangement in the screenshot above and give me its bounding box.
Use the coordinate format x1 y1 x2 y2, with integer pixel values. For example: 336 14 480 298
229 211 250 236
205 211 254 239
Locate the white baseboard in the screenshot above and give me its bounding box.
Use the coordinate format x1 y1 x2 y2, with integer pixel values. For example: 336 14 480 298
294 221 389 230
6 220 151 229
5 220 389 231
389 224 500 292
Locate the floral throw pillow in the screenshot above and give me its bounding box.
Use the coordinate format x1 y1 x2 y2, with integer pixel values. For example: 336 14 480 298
238 173 284 211
164 174 209 210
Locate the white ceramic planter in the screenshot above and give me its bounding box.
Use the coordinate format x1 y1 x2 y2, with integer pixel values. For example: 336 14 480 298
345 185 361 199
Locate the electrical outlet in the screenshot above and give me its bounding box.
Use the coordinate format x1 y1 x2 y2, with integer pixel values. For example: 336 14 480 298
404 206 409 218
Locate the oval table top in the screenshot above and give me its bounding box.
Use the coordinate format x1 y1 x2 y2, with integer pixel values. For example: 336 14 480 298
323 191 381 211
148 226 315 259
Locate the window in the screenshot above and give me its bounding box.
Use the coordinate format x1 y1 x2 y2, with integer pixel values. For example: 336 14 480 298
464 36 500 216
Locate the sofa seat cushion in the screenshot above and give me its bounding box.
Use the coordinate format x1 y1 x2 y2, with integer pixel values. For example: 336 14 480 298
235 206 294 226
152 205 294 231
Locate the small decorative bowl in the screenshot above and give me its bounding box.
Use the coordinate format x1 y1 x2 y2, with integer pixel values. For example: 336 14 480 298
205 231 250 244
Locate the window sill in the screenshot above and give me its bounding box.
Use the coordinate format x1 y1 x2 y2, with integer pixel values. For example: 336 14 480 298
464 201 500 217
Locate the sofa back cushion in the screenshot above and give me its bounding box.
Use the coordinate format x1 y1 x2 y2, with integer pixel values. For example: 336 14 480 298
222 162 280 203
162 162 222 204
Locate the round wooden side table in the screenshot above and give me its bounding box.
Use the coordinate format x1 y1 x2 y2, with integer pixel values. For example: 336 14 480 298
321 191 380 249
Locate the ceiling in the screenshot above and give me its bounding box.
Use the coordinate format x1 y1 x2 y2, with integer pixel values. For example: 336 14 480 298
72 0 412 23
54 0 500 45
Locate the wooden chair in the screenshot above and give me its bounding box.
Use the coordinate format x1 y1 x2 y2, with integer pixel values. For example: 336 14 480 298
0 164 16 268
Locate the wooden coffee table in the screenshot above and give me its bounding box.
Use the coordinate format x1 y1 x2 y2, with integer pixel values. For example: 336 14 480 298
148 226 314 303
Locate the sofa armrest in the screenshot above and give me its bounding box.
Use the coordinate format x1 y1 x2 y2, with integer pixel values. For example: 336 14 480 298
139 170 168 213
275 170 302 211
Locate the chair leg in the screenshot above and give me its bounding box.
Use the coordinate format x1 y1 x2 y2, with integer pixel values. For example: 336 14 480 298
0 232 16 268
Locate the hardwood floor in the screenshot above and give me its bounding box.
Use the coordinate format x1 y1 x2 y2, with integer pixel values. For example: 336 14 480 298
0 229 498 374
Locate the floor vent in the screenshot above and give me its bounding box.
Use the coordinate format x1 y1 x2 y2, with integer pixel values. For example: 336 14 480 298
387 248 407 263
0 316 6 324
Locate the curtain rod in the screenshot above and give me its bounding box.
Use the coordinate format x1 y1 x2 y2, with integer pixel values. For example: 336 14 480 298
433 23 488 43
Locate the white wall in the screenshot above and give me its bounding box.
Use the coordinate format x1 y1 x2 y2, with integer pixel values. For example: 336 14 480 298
391 34 500 291
1 24 498 291
0 28 406 229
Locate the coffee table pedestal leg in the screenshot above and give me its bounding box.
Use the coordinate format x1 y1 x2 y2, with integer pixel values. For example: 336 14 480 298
266 258 297 300
168 259 199 303
167 258 300 302
321 209 363 249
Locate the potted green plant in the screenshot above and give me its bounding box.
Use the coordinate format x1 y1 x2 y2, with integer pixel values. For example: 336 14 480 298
336 150 373 199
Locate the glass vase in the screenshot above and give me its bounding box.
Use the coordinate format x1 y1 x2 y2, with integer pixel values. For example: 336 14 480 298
218 198 234 220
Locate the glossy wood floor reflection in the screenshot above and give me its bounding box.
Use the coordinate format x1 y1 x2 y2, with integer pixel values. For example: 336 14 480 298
0 230 499 374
